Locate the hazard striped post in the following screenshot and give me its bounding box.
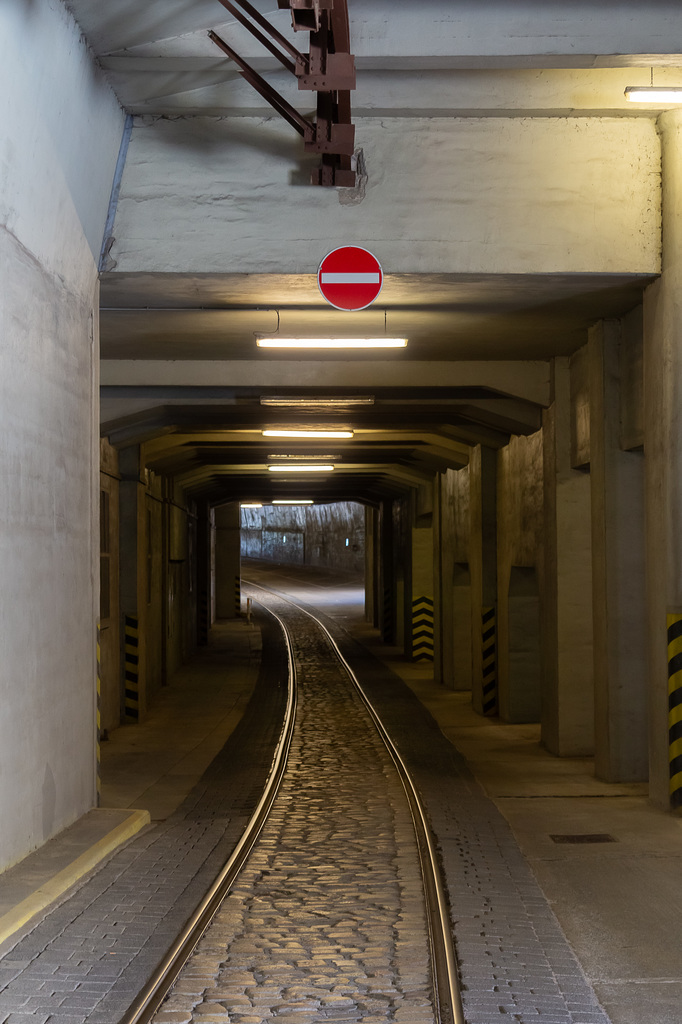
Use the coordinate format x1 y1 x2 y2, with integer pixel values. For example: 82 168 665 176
412 596 434 662
235 575 242 616
667 614 682 808
124 615 140 722
318 246 383 311
482 607 497 715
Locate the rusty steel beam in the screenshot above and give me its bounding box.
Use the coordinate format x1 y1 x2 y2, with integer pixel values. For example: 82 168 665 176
210 0 356 186
217 0 306 65
209 30 314 141
215 0 298 75
278 0 334 34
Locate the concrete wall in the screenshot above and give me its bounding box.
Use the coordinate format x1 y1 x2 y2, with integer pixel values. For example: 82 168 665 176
542 356 595 756
99 440 120 734
440 466 474 690
0 0 124 868
241 502 365 574
110 449 199 722
497 433 544 723
109 117 659 276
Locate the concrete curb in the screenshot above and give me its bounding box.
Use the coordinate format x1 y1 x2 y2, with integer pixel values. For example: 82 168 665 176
0 808 150 945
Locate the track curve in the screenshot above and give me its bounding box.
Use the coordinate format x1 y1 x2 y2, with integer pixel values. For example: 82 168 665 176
132 581 464 1024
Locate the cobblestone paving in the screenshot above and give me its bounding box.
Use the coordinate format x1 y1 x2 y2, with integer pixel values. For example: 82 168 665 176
154 596 434 1024
319 611 614 1024
0 614 289 1024
0 578 617 1024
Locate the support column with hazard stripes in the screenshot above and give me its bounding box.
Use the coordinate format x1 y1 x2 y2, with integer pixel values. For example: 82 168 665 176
412 596 434 661
482 607 497 715
667 614 682 808
124 615 140 722
235 575 241 616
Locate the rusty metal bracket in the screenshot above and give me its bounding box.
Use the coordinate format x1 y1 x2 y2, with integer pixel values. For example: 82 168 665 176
210 0 356 187
209 30 314 141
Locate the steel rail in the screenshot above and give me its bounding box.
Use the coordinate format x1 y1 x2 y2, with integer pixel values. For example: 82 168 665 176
244 578 465 1024
117 605 298 1024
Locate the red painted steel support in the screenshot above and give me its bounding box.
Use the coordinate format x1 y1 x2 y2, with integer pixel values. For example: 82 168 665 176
210 0 356 187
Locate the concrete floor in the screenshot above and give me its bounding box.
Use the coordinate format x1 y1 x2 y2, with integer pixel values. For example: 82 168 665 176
1 565 681 1024
100 619 262 820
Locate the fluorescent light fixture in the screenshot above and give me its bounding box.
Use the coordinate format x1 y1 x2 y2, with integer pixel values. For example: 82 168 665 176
273 499 314 504
256 337 407 349
625 86 682 103
240 503 263 508
269 454 339 460
267 464 334 472
260 395 374 407
262 429 353 439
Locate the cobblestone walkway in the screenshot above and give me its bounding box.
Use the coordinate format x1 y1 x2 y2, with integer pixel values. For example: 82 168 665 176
155 597 434 1024
0 614 289 1024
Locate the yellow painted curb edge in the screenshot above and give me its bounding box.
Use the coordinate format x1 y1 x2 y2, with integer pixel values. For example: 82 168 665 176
0 809 151 945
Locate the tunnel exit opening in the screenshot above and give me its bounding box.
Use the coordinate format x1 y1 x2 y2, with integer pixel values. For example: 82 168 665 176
239 500 365 575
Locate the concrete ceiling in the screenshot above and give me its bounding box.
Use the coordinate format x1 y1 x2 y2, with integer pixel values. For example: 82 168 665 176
100 272 653 362
81 0 673 504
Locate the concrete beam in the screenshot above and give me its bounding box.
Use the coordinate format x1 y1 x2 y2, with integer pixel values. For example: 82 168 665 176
101 360 551 406
106 116 659 277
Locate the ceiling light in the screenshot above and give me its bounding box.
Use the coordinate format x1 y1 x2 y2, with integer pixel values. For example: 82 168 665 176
256 337 407 349
262 429 353 439
240 503 263 508
625 86 682 103
260 395 374 407
267 464 334 472
273 499 314 505
269 454 339 460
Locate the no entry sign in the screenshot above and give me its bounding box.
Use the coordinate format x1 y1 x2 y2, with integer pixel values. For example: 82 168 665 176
318 246 383 311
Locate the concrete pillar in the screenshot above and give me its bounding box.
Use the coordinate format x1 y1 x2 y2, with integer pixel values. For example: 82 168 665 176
364 505 376 626
433 471 460 688
643 108 682 808
214 502 241 619
196 500 211 646
379 500 395 643
496 433 544 724
410 520 434 662
432 474 445 684
542 358 594 756
470 446 498 714
99 440 121 734
589 320 648 782
118 446 147 721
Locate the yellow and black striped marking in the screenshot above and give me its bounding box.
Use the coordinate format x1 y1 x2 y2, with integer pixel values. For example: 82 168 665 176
96 625 101 806
124 615 140 722
667 614 682 809
482 607 497 715
412 596 434 662
235 575 242 616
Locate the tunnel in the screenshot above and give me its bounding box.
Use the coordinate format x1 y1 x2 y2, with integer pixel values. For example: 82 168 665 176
3 3 682 1022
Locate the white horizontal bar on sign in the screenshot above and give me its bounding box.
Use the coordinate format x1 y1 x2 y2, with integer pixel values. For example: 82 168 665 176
320 273 381 284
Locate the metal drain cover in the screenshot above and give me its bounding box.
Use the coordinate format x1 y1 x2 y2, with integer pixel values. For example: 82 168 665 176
550 833 616 844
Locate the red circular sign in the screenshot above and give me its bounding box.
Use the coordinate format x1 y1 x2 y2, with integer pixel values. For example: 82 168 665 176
318 246 383 311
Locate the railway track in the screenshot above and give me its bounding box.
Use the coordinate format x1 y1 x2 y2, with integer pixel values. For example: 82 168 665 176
121 581 464 1024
